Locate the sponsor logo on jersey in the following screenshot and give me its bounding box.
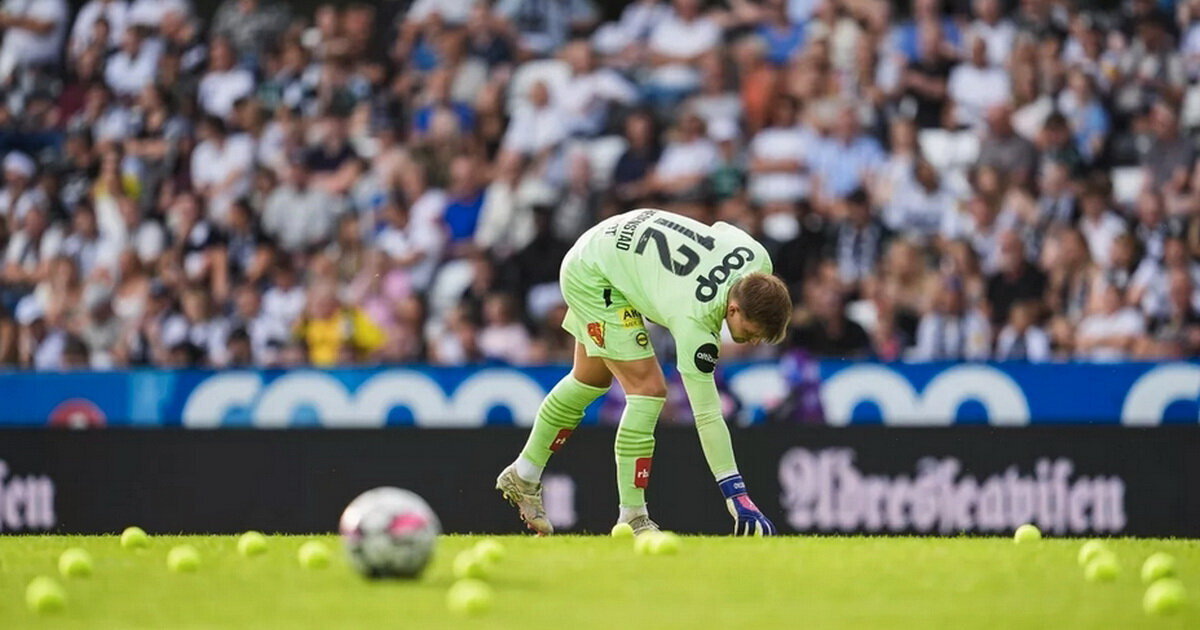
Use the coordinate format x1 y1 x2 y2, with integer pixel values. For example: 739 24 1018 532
634 457 653 488
587 322 606 348
550 428 573 452
619 307 644 328
695 246 756 303
635 331 649 347
694 343 719 373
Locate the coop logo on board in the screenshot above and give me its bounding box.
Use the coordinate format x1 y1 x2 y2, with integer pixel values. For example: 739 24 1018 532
778 448 1126 535
180 369 551 428
0 460 56 532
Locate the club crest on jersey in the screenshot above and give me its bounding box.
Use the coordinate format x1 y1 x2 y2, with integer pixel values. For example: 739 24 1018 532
694 343 719 374
619 307 644 328
635 331 649 347
587 322 605 348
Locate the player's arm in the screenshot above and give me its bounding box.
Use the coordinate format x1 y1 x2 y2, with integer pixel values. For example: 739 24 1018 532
675 324 777 536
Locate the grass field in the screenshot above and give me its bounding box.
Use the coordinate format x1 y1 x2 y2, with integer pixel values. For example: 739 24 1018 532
2 534 1198 629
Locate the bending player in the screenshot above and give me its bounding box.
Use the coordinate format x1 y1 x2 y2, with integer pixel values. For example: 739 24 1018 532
497 208 792 536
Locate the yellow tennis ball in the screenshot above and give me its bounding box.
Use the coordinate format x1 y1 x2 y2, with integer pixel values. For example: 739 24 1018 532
611 523 635 539
1077 539 1107 566
297 541 331 569
1141 552 1176 584
446 579 493 616
121 526 150 549
58 548 93 578
167 545 201 573
25 576 66 614
238 531 268 557
1013 524 1041 543
1143 578 1186 616
1084 553 1119 583
474 539 506 564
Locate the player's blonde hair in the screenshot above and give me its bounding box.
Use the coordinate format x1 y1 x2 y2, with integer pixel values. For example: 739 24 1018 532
730 273 792 344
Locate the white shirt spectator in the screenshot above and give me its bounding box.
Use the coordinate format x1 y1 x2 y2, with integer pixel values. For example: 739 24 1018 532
558 70 638 137
104 40 160 96
947 63 1009 131
198 66 255 118
479 322 531 364
591 0 671 54
190 132 255 221
910 310 992 361
502 103 569 156
1079 211 1127 268
161 313 230 365
0 187 47 224
261 284 306 332
994 325 1051 361
747 126 812 203
70 0 128 56
405 0 475 24
127 0 188 27
261 184 345 252
647 12 720 90
885 181 957 242
1076 307 1145 362
0 0 68 80
968 19 1015 68
376 212 446 293
655 137 718 181
5 224 64 272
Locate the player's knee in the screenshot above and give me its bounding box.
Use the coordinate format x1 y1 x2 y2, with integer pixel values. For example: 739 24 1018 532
622 374 667 398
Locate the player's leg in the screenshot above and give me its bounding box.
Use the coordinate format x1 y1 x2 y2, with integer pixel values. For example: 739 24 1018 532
604 356 667 534
497 343 611 534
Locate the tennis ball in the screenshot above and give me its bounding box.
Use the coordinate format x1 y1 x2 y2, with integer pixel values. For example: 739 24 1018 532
1084 553 1119 583
446 579 493 616
453 550 490 580
633 532 659 555
25 576 66 614
473 539 506 564
297 541 331 569
121 526 149 549
58 548 93 578
1078 539 1107 566
1143 578 1186 616
167 545 200 573
1141 552 1177 584
648 532 680 556
1013 524 1041 543
611 523 635 539
237 531 268 557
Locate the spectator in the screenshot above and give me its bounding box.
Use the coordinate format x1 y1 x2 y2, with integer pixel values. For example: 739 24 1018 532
261 158 345 253
977 104 1039 187
501 80 568 160
197 36 254 119
895 20 953 129
947 35 1009 131
494 0 596 58
0 0 68 82
558 38 638 138
986 230 1047 327
911 278 992 361
1075 282 1145 362
293 281 384 366
831 189 888 290
648 111 717 200
478 292 530 364
788 282 871 358
808 105 885 204
644 0 721 107
211 0 290 63
747 95 811 205
189 115 254 221
993 300 1051 361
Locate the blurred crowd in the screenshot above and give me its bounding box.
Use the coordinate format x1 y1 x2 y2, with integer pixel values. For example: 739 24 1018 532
2 0 1200 371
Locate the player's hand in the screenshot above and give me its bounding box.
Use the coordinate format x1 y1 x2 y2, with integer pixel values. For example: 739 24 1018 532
718 474 777 536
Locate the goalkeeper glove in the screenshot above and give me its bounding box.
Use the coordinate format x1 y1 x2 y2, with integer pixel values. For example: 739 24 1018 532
718 474 777 536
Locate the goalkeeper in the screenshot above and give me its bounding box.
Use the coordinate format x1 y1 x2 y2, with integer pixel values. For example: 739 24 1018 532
497 208 792 536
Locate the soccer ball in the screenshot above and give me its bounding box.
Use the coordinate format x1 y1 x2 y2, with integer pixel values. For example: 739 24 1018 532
339 487 440 579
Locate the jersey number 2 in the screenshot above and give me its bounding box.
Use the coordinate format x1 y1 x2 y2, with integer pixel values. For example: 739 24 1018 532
634 221 715 276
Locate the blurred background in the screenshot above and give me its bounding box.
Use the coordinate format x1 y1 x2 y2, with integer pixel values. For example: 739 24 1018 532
1 0 1199 537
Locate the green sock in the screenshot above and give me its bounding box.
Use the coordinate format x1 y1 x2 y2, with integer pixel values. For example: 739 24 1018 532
518 376 609 477
614 394 665 508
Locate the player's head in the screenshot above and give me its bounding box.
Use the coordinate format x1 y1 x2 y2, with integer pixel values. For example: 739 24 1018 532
726 273 792 345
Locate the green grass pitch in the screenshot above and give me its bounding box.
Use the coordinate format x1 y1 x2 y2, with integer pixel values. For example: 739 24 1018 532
2 535 1198 629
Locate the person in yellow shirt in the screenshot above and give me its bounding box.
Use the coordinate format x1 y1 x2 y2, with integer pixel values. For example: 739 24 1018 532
293 282 385 366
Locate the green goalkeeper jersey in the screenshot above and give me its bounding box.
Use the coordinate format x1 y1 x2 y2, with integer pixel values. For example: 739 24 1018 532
565 209 771 417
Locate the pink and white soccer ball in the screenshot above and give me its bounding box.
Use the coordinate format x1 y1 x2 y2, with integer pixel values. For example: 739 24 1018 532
339 487 440 578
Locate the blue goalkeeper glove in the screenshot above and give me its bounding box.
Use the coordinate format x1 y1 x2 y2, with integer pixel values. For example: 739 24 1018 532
718 474 777 536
